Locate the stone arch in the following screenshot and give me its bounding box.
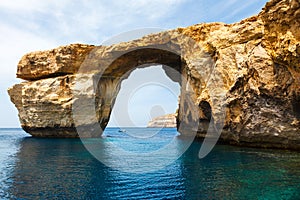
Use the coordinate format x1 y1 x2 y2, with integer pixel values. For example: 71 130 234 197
68 30 216 138
81 46 198 136
9 30 217 138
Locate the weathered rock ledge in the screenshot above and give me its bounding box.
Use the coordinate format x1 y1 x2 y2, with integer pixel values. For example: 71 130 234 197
8 0 300 150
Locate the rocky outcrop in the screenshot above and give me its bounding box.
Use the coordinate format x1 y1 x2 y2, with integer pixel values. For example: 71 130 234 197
8 0 300 150
16 44 95 80
147 114 177 128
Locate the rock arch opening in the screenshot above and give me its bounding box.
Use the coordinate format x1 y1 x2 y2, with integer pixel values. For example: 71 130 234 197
106 65 180 128
93 48 185 133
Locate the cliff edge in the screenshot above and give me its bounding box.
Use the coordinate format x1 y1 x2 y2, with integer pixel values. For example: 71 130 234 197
147 114 177 128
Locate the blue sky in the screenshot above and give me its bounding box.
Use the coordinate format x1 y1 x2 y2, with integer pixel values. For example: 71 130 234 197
0 0 268 127
108 65 180 127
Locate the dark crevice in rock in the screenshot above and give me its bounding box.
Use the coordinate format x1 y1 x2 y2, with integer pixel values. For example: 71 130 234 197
21 72 74 81
292 97 300 119
199 101 212 120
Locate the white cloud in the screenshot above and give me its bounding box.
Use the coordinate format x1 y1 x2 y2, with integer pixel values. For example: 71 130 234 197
0 0 187 44
0 23 57 77
0 21 57 128
0 0 73 13
220 0 262 22
0 0 44 11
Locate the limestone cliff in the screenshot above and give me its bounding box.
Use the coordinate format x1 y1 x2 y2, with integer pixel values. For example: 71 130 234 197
8 0 300 150
147 114 177 128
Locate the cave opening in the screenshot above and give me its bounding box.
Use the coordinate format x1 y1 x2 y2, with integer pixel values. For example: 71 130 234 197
197 101 213 134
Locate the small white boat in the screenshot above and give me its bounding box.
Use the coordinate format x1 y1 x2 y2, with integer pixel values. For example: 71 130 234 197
118 129 126 133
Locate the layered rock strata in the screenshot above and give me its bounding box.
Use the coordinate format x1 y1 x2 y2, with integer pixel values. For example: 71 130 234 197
147 114 177 128
8 0 300 150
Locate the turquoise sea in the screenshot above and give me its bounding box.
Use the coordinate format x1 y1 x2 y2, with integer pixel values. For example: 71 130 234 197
0 128 299 199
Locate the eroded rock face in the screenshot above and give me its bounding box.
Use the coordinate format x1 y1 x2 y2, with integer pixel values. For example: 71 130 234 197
147 114 177 128
17 44 95 80
8 0 300 149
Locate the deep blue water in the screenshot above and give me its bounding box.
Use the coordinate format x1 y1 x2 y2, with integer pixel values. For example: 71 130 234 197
0 128 299 199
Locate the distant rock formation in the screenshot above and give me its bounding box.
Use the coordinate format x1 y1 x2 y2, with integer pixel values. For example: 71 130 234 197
8 0 300 150
147 114 176 128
